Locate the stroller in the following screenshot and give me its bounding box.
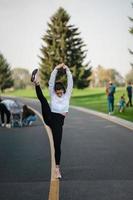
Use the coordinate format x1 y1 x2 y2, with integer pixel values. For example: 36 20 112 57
10 102 23 128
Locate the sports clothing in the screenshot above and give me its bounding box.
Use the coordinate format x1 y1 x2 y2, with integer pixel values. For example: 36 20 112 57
49 67 73 114
34 66 73 165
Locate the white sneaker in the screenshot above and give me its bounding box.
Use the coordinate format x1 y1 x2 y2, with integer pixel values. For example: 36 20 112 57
55 167 62 179
6 123 11 128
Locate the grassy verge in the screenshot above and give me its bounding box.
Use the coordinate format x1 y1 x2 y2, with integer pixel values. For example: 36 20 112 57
2 88 47 99
2 87 133 122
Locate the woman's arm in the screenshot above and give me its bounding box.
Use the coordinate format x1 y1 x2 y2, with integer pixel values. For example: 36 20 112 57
64 65 73 97
48 63 64 94
48 68 58 94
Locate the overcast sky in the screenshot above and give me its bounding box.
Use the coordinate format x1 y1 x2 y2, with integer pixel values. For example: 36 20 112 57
0 0 133 76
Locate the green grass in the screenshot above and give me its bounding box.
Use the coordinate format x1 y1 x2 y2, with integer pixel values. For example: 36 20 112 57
2 88 47 99
2 87 133 122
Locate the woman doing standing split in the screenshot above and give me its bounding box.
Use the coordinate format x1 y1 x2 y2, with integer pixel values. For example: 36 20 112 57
31 63 73 178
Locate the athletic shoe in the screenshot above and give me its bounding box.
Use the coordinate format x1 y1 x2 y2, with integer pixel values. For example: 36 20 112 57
6 123 11 128
31 69 39 83
55 167 62 179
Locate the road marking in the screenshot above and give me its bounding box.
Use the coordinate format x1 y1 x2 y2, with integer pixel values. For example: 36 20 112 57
29 106 59 200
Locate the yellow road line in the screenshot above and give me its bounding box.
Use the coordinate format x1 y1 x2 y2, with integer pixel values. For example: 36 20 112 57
48 180 59 200
29 106 59 200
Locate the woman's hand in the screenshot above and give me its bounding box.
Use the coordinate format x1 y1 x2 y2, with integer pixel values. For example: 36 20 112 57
63 65 68 69
55 63 64 69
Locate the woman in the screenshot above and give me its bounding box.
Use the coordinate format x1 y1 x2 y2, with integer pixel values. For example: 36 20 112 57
31 63 73 178
22 105 37 126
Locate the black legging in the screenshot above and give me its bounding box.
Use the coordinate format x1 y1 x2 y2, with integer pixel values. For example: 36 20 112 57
0 103 11 124
127 94 132 107
35 85 65 165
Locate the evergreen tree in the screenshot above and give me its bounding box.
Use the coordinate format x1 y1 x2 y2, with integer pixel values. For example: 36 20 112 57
0 53 13 92
40 7 92 88
128 3 133 68
125 68 133 83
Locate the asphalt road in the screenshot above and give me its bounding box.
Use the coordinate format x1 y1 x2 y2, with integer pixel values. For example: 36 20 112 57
0 98 51 200
0 97 133 200
61 109 133 200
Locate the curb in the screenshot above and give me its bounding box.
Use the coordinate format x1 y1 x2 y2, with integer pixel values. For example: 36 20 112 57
28 106 59 200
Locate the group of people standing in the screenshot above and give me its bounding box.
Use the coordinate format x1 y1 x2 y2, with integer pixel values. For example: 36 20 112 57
106 81 133 114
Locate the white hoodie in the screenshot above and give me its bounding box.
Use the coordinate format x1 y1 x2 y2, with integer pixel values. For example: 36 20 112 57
48 66 73 114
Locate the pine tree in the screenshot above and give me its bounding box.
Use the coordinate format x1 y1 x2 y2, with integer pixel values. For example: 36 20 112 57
40 7 92 88
0 53 13 92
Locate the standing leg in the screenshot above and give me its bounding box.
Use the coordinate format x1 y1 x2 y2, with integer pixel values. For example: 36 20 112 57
112 96 114 112
35 85 52 126
51 114 65 179
52 125 63 165
51 113 65 166
0 104 11 124
108 97 111 113
1 109 5 124
5 110 11 124
0 104 5 124
129 95 132 106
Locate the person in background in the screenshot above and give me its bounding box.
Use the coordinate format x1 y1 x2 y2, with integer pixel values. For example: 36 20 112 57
106 81 116 115
126 82 132 107
0 98 11 128
118 95 126 113
22 105 37 126
0 98 18 128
